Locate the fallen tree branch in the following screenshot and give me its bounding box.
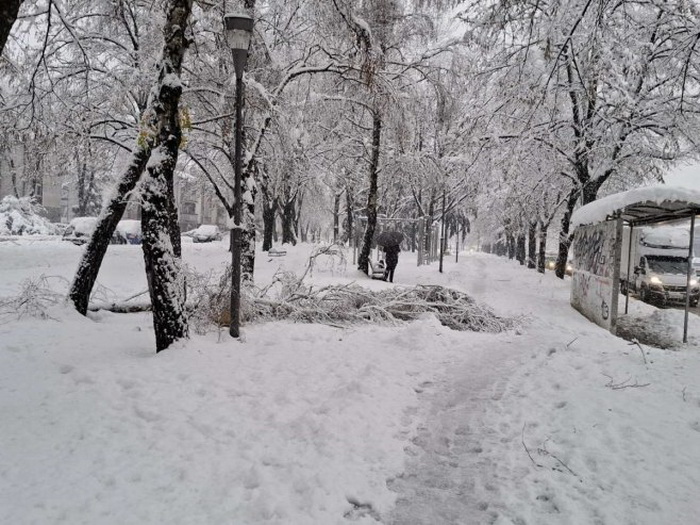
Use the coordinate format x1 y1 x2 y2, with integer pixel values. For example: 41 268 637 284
603 374 651 390
521 423 543 468
628 339 647 365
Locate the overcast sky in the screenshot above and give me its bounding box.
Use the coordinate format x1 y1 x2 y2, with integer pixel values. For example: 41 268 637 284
665 162 700 189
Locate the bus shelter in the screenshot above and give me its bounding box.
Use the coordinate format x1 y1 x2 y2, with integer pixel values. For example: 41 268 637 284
570 186 700 343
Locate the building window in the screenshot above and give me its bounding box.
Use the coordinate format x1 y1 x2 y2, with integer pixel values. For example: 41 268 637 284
182 201 196 215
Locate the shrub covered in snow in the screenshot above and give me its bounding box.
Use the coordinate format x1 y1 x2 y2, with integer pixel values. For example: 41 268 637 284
0 196 58 236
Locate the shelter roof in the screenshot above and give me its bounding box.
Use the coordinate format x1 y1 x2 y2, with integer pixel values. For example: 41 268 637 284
571 186 700 228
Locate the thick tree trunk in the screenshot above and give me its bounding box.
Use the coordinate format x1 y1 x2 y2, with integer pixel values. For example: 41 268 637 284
581 177 603 206
68 0 191 317
358 111 381 274
537 221 548 274
142 145 188 352
69 147 150 315
555 188 579 279
0 0 23 56
139 0 192 351
527 222 536 269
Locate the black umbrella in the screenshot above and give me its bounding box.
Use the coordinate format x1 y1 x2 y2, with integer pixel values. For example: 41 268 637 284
375 230 404 247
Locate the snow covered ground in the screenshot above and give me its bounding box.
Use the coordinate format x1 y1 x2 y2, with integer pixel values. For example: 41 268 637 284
1 239 700 524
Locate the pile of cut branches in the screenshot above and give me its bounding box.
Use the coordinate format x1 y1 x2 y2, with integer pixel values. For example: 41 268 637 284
245 281 515 333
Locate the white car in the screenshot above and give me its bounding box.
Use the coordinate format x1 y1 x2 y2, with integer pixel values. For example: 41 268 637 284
62 217 126 246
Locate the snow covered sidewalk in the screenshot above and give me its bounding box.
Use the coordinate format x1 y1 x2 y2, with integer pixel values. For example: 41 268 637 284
391 255 700 525
1 241 700 524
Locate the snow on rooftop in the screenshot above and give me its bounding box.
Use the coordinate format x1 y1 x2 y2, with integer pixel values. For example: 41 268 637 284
641 226 689 248
571 185 700 228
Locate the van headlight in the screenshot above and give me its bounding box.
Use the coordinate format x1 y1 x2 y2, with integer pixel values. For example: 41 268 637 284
691 279 698 287
650 276 663 285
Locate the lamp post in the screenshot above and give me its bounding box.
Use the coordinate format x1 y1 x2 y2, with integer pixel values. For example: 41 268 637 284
224 12 253 338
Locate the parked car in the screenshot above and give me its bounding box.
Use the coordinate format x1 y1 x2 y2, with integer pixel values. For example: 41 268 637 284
116 219 142 244
191 224 223 243
62 217 126 246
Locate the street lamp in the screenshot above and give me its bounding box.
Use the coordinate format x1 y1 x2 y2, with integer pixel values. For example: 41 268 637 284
224 12 253 338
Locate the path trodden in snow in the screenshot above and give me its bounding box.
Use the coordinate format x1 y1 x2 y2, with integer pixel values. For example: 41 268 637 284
387 333 524 524
388 253 700 525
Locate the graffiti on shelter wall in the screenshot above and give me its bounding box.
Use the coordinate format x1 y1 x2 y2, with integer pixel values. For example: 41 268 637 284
570 221 619 331
572 224 616 278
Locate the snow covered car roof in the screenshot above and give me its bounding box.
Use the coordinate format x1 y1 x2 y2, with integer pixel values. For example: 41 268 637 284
571 186 700 228
116 220 141 235
65 217 99 235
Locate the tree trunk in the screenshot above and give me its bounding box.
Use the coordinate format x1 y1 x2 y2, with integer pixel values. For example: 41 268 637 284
261 194 277 251
68 0 191 317
69 147 150 315
241 170 256 280
358 111 381 274
0 0 23 56
527 222 537 269
281 199 297 245
581 177 603 206
507 234 515 259
333 191 341 242
343 185 354 243
139 0 192 352
425 195 435 256
516 233 526 265
142 144 188 352
555 188 579 279
294 192 303 240
537 220 548 274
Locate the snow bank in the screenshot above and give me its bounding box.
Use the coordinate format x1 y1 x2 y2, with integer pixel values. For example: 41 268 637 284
571 185 700 227
0 196 59 236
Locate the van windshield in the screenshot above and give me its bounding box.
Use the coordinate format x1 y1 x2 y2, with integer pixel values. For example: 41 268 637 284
647 257 689 275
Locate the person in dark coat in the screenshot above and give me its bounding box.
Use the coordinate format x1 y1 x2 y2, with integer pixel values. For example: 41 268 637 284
383 244 400 282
